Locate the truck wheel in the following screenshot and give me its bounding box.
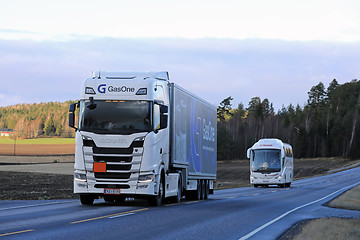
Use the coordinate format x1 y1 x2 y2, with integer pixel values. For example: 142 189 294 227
149 176 164 206
204 180 209 200
200 180 206 200
172 178 182 203
80 194 94 205
196 180 202 200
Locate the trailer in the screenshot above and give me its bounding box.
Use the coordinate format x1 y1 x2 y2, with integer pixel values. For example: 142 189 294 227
69 71 217 205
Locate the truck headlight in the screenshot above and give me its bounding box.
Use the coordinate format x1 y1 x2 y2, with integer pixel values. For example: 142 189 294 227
138 174 154 183
74 173 87 182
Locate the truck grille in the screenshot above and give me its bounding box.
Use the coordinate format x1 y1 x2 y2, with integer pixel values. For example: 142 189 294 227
93 146 133 154
93 156 132 163
94 172 131 179
83 139 143 182
94 184 130 189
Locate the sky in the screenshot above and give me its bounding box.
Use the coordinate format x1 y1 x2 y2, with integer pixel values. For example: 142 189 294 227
0 0 360 110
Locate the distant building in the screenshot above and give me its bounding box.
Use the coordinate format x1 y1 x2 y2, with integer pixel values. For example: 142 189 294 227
0 129 13 137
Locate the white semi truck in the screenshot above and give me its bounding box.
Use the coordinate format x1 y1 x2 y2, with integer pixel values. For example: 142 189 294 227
69 71 217 206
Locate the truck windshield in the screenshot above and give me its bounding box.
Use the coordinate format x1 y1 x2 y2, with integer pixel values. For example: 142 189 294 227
251 149 281 173
79 100 152 134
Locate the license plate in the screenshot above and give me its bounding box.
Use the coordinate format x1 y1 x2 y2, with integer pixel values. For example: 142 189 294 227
104 188 120 195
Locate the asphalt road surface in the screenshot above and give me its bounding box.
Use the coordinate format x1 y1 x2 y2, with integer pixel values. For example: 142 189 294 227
1 167 360 240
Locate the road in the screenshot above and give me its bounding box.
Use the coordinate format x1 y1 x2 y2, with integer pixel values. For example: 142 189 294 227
1 167 360 240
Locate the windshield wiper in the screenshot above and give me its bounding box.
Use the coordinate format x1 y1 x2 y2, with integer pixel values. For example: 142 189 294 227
86 97 97 110
253 167 280 173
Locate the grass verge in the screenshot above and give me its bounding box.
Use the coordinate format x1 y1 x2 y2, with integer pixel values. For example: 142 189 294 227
326 185 360 210
280 218 360 240
280 185 360 240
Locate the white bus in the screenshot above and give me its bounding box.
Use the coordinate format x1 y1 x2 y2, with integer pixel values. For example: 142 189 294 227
247 139 293 188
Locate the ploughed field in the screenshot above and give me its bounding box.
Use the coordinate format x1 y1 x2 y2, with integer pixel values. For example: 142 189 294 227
0 144 75 156
0 156 359 200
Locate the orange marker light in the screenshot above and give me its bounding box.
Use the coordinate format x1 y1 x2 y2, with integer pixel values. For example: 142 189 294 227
93 162 106 172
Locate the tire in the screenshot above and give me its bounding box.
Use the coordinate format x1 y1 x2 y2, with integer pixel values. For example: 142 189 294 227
254 184 259 188
195 180 202 200
172 178 182 203
204 180 209 200
201 180 206 200
80 194 94 205
149 175 164 207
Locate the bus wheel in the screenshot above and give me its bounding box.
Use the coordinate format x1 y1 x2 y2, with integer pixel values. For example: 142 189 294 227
254 184 259 188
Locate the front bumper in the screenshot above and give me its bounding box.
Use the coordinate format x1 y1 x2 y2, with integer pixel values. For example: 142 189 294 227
74 172 158 196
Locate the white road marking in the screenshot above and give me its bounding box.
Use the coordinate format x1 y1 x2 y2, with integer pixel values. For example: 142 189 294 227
239 181 360 240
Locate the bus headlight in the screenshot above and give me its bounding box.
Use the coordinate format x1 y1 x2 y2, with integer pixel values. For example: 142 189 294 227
138 174 154 183
276 175 282 179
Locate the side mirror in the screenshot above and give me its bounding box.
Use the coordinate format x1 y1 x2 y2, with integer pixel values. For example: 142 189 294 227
69 103 76 112
69 103 77 130
246 149 251 159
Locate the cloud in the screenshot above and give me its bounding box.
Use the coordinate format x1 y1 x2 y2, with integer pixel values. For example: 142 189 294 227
0 38 359 110
0 93 27 107
1 1 360 42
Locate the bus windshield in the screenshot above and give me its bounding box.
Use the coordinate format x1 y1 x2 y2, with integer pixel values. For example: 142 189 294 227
251 149 281 173
79 100 152 134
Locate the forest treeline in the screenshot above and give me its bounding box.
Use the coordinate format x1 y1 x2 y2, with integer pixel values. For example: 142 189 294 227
0 101 76 138
1 79 360 160
217 79 360 160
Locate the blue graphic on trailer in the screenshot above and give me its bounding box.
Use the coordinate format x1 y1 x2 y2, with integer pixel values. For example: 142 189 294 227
174 88 216 175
